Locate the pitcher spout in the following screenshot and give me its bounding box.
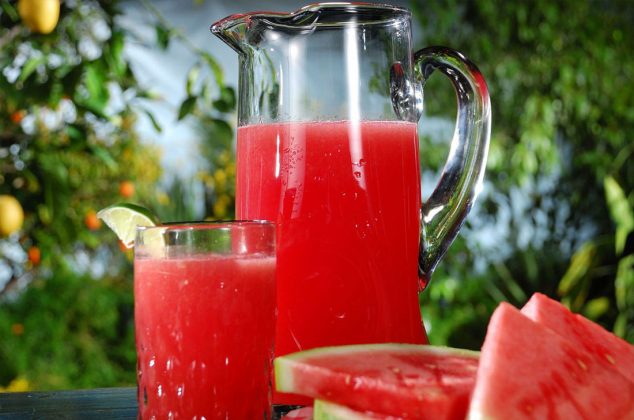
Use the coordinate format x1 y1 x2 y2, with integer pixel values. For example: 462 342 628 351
210 11 284 54
210 6 317 55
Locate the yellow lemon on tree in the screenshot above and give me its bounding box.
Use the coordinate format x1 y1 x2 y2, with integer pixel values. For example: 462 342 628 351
18 0 60 35
0 195 25 237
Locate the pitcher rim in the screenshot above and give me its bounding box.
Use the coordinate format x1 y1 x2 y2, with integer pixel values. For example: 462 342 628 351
210 2 411 34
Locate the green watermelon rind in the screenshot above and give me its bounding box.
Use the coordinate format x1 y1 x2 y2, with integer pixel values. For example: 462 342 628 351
313 399 382 420
275 343 480 394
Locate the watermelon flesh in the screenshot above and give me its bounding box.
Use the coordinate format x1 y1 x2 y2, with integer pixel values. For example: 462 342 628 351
469 302 634 419
275 344 479 420
282 407 314 419
521 292 634 383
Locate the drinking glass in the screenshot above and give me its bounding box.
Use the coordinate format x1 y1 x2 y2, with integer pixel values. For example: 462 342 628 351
134 221 276 419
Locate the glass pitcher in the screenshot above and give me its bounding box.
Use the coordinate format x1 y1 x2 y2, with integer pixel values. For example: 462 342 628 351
212 2 490 402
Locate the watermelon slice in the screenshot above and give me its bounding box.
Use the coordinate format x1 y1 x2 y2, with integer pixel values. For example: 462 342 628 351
469 302 634 419
521 292 634 383
274 343 479 420
313 399 398 419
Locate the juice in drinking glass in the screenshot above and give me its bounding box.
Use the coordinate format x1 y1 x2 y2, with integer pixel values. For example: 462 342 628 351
134 222 276 419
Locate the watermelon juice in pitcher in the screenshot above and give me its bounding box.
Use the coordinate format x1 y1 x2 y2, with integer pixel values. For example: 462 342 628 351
237 121 424 351
212 2 491 403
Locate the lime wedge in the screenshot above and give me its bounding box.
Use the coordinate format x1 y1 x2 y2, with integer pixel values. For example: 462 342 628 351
97 203 160 248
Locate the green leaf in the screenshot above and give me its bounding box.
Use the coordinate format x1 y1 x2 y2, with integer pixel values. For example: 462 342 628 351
604 176 634 254
177 96 197 120
60 66 84 93
84 64 109 107
155 25 170 50
37 204 52 225
615 254 634 311
135 89 161 100
89 145 118 171
54 63 75 79
614 313 627 339
1 0 19 22
38 154 69 184
201 82 211 103
201 52 224 86
108 31 127 78
212 86 236 113
582 297 610 320
205 118 233 144
78 230 101 249
48 82 64 108
75 100 108 119
144 110 162 133
18 56 45 84
20 169 39 193
558 241 597 295
186 64 200 96
492 262 527 303
66 124 86 143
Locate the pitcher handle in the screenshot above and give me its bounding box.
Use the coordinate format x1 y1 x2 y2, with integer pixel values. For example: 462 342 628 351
414 46 491 289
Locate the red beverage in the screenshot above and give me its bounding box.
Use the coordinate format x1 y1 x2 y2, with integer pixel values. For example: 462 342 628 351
135 253 276 419
237 121 427 397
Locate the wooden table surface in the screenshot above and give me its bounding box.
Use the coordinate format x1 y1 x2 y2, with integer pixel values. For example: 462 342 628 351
0 387 296 419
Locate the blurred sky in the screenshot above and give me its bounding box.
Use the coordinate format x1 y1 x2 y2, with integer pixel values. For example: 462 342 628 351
119 0 419 179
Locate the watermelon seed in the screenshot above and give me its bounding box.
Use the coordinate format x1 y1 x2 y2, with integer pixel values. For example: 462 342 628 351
345 375 351 385
576 359 588 371
605 354 616 365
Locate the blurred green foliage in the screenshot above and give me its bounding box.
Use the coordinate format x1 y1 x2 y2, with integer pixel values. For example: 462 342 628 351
0 0 235 390
0 262 135 389
415 0 634 346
